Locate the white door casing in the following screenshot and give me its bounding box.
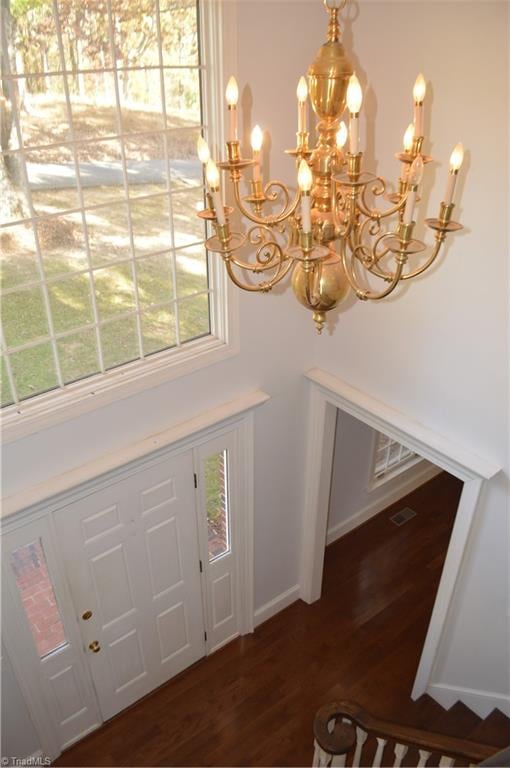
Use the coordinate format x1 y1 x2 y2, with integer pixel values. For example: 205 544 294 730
53 451 206 721
300 368 501 700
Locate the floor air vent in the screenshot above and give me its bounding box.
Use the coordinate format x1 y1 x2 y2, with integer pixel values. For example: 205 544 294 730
390 507 417 526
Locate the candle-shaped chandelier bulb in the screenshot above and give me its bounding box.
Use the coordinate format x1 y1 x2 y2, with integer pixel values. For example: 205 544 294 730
298 159 313 234
347 73 363 113
403 123 415 153
197 136 210 165
251 124 263 183
347 74 363 154
400 123 415 181
449 143 464 172
444 143 464 205
225 75 239 106
206 158 220 189
336 121 348 149
225 76 239 141
403 155 424 225
205 159 225 226
297 76 308 133
413 73 426 137
251 124 263 152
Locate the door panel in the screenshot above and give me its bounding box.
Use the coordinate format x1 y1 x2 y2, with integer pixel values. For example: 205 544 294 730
54 451 205 720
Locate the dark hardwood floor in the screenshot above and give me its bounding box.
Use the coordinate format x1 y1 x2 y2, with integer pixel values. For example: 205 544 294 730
55 472 509 766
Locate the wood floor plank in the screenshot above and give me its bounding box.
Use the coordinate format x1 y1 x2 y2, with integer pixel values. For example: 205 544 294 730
55 472 509 766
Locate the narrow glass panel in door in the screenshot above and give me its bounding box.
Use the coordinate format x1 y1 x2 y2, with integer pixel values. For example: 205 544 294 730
196 432 240 654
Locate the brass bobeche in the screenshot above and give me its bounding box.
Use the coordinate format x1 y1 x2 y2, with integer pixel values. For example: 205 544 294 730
201 0 464 333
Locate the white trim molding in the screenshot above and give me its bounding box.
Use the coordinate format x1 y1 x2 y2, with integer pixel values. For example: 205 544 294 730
300 368 501 709
1 389 269 520
254 585 301 628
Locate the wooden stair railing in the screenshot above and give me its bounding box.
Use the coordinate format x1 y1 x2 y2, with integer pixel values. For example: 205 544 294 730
313 701 502 768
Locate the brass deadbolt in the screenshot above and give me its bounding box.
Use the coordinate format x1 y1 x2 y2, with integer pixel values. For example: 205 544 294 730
82 610 93 621
88 640 101 653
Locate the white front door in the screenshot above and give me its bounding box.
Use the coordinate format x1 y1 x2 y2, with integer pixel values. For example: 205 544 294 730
54 451 205 720
194 431 241 653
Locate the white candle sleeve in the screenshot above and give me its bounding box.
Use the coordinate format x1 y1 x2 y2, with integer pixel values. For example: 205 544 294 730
403 189 417 225
253 151 261 182
349 116 359 154
298 102 305 133
212 189 226 225
413 103 423 137
301 195 312 233
444 172 457 206
229 107 237 142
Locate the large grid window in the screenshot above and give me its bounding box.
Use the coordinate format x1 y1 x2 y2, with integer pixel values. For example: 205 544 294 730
0 0 211 408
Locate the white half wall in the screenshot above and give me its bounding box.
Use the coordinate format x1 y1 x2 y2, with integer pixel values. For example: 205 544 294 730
328 409 441 544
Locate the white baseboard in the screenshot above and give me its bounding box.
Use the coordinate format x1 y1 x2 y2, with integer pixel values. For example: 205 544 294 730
428 682 510 719
254 585 300 627
326 464 442 546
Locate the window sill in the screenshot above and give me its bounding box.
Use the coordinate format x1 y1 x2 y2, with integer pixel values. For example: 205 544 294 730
1 334 238 444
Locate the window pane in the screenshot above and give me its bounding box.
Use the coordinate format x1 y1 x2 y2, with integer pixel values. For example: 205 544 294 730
57 329 100 384
69 72 118 142
0 223 40 290
176 244 208 298
166 128 202 189
130 195 173 256
101 315 139 370
2 286 50 348
18 76 71 150
205 450 230 562
160 0 199 66
164 69 201 126
86 202 132 267
142 306 176 356
94 264 136 320
48 273 94 333
1 358 14 407
37 213 89 278
178 293 210 342
10 539 68 659
10 342 58 400
137 253 174 307
172 187 207 243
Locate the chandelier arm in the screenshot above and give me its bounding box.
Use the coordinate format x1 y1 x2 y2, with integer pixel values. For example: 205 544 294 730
232 178 301 227
358 260 405 301
340 236 370 298
399 236 444 281
224 251 294 292
355 194 407 222
228 239 290 273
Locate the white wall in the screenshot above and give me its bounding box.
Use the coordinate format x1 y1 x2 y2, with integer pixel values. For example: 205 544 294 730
304 0 508 712
1 0 508 741
328 409 439 543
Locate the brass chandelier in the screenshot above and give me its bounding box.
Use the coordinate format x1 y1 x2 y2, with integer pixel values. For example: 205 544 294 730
197 0 465 333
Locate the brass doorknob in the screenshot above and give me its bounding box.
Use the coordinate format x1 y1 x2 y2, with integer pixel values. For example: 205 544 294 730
88 640 101 653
